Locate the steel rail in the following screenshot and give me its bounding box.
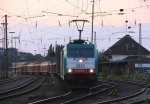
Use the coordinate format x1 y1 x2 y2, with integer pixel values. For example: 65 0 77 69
29 91 72 104
0 76 29 85
97 87 147 104
0 77 38 95
0 77 45 101
130 98 150 104
63 84 118 104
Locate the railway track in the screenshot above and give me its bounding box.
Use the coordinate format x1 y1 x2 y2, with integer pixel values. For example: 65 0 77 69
0 75 30 85
29 81 117 104
0 77 19 83
0 76 45 101
97 87 146 104
34 80 145 104
0 76 148 104
0 76 37 95
111 87 150 104
130 98 150 104
83 80 147 104
0 76 35 93
63 82 117 104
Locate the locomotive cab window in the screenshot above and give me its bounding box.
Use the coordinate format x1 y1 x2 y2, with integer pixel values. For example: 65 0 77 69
67 48 94 58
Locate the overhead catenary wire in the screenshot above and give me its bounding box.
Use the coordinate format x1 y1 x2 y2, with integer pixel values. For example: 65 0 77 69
0 0 150 54
42 11 79 18
143 0 150 11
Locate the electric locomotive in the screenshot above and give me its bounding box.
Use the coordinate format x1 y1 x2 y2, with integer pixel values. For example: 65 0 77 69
60 39 98 84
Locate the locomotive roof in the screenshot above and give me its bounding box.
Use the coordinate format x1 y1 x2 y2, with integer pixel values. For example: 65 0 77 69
69 39 92 44
67 43 95 48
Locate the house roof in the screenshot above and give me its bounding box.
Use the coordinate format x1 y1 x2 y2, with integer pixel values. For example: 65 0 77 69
123 56 150 63
104 35 150 55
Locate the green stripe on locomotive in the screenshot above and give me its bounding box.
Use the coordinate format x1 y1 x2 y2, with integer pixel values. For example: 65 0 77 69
63 46 67 75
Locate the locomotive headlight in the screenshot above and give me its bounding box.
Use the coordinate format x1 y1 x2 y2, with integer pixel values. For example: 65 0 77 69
89 69 94 73
79 59 83 63
68 68 72 73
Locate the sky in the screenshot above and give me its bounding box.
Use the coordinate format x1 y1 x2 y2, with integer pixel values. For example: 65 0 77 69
0 0 150 55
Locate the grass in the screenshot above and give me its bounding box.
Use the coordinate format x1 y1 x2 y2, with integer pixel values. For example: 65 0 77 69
99 70 150 81
42 79 53 87
145 99 150 104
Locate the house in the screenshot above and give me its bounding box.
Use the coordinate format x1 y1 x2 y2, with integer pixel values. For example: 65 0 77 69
103 35 150 74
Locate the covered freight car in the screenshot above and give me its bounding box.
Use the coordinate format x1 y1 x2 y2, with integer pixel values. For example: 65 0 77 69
17 61 57 75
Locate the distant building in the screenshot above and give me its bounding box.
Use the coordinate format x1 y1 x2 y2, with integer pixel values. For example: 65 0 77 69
103 35 150 73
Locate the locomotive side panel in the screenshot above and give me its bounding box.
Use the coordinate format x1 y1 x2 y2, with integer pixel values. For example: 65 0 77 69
60 47 67 80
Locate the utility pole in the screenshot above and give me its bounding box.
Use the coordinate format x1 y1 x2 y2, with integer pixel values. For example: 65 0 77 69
1 22 5 78
138 23 142 72
139 23 142 48
0 38 3 77
91 0 95 44
3 15 8 78
15 37 17 73
94 31 96 45
11 36 19 74
125 20 128 34
9 32 15 70
9 32 15 48
5 15 8 78
43 48 46 57
34 50 36 55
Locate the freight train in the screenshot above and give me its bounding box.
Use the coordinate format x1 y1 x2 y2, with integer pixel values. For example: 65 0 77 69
16 40 99 85
60 39 99 84
17 61 57 75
